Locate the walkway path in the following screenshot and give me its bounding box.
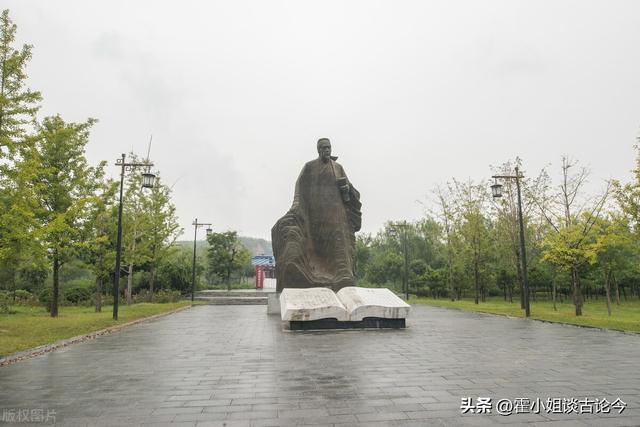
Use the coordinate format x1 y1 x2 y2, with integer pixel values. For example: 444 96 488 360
1 305 638 426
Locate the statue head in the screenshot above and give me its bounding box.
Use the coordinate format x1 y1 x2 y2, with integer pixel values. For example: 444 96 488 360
317 138 331 163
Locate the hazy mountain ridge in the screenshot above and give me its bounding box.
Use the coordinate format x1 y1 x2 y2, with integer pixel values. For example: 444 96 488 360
176 236 273 257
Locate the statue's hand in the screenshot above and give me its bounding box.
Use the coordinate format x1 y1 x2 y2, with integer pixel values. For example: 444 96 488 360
336 177 350 202
339 184 350 202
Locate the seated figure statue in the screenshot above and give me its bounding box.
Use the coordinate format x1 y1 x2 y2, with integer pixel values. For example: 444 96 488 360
272 138 362 292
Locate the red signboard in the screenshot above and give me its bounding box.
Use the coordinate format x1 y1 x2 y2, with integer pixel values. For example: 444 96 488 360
255 265 264 289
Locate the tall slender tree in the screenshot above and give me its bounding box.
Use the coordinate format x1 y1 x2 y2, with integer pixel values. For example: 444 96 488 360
29 115 103 317
536 157 610 316
0 9 43 292
140 174 181 296
0 9 41 159
207 231 251 291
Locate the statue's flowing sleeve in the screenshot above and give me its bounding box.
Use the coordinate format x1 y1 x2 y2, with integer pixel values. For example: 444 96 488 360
335 163 362 232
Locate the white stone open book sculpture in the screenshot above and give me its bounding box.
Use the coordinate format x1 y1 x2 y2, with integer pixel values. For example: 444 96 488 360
279 286 411 322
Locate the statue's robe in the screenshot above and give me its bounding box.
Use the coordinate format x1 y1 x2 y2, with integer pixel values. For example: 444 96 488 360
272 158 361 292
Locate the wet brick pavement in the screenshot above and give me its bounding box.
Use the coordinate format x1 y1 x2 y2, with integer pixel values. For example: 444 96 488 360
1 304 639 426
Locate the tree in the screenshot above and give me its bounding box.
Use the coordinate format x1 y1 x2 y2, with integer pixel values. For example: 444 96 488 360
29 115 103 317
120 154 151 303
586 214 634 315
490 159 547 308
613 142 640 237
156 247 196 293
0 9 41 159
433 185 457 300
364 250 403 287
0 9 43 295
536 157 610 316
80 178 118 312
449 178 493 304
206 231 251 290
0 153 44 296
140 174 181 296
355 234 373 279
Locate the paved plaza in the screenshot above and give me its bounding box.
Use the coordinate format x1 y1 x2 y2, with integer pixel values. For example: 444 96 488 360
1 304 639 426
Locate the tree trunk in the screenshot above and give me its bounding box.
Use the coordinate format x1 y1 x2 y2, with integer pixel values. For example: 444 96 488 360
447 263 454 301
474 257 479 305
571 265 583 316
150 261 157 294
126 262 134 304
11 269 17 302
604 268 612 317
612 271 620 305
51 254 60 317
95 277 102 312
552 276 557 311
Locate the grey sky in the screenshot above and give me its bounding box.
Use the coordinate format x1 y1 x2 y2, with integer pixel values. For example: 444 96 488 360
7 1 640 240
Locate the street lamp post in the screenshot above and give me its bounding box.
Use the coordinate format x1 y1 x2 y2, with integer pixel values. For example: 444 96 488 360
192 219 212 302
491 166 530 317
113 154 155 320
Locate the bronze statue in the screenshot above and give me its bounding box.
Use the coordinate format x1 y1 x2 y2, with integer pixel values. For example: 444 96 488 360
272 138 362 292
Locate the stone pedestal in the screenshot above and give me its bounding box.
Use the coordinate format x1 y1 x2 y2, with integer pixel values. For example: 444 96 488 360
267 292 281 315
278 287 410 329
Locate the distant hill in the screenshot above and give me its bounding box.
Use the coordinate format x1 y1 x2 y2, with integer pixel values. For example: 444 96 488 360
176 236 272 257
240 237 273 256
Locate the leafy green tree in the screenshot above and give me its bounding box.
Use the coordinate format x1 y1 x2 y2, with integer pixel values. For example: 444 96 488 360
0 9 41 159
450 178 493 303
0 9 43 295
207 231 251 290
364 250 403 287
0 153 44 295
29 115 103 317
536 157 610 316
140 175 181 296
490 159 547 307
613 142 640 237
80 178 118 312
433 185 457 300
155 247 195 293
120 154 152 303
586 214 634 315
355 234 373 279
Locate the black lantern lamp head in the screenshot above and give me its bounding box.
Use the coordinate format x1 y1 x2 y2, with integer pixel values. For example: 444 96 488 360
141 171 156 189
205 226 213 236
491 178 503 198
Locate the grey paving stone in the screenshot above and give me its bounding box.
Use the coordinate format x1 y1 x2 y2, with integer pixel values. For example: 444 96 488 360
0 305 638 426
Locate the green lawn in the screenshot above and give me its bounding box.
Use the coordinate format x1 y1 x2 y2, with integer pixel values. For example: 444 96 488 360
0 301 195 358
202 282 256 290
411 297 640 333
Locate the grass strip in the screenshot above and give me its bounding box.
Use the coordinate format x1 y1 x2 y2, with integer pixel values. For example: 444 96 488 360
0 301 197 358
412 297 640 333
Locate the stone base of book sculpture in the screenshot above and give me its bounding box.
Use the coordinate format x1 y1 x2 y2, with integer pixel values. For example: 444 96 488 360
279 287 410 330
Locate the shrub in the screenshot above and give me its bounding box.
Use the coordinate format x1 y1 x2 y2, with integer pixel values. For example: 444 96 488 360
133 289 182 303
0 291 11 314
64 284 93 305
416 288 431 298
155 289 182 303
38 287 52 306
13 289 39 306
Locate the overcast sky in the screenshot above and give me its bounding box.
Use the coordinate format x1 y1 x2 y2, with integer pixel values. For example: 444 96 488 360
7 1 640 240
